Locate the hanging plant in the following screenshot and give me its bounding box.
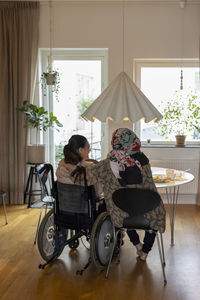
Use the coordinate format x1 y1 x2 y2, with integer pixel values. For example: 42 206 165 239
40 69 60 101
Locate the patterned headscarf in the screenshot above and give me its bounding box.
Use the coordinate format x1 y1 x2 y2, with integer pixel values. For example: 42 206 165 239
107 128 142 179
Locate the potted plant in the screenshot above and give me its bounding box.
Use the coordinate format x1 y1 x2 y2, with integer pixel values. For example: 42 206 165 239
40 69 60 101
19 100 63 163
155 90 200 146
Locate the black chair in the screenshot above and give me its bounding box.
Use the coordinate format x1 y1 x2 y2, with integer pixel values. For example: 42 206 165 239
91 188 167 285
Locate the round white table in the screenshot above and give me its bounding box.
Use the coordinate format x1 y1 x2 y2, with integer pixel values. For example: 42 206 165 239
152 167 194 246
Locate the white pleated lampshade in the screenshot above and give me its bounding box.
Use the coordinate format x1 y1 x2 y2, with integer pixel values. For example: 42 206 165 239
82 71 162 123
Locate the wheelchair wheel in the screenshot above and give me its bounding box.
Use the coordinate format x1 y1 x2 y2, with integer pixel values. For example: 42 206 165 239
37 209 68 261
90 212 115 270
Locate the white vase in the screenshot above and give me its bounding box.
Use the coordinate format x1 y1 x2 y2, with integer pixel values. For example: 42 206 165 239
27 145 45 164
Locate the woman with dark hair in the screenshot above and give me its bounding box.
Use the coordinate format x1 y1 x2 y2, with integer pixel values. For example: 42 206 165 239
63 135 90 165
56 134 102 194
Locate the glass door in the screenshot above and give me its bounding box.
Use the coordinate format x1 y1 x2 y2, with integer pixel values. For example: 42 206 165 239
53 59 102 167
40 49 108 168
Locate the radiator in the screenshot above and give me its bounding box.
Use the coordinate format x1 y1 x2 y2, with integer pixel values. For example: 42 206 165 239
150 159 198 196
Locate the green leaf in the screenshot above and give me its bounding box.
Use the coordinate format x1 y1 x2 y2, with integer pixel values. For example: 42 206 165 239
19 101 63 132
155 90 200 138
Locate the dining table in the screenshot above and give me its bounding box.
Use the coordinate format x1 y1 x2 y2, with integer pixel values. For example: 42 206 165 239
152 167 194 246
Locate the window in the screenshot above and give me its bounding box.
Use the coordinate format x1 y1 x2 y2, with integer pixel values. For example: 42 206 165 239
40 49 108 167
134 60 200 143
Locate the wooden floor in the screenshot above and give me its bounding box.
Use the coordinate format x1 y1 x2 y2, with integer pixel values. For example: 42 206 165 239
0 204 200 300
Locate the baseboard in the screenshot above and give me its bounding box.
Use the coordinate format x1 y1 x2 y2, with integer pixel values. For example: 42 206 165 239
160 193 196 205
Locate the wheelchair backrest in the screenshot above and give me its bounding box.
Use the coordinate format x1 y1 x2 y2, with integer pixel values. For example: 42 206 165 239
57 182 88 214
55 182 97 230
37 163 103 229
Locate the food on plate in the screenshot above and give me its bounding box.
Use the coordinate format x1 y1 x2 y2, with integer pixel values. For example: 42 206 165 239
153 174 171 183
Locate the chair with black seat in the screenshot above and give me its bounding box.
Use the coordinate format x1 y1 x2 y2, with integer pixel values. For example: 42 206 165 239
34 164 55 244
92 188 167 285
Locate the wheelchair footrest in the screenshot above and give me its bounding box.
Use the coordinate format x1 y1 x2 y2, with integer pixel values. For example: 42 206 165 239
38 253 58 270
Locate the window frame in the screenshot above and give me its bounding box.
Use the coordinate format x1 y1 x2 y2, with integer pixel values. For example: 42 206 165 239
39 48 108 165
134 58 200 145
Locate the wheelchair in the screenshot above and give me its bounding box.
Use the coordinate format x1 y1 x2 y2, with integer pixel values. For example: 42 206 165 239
37 163 119 274
37 164 166 284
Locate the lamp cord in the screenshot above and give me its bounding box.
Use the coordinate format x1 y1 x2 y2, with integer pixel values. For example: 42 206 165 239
180 2 185 90
49 0 54 71
122 0 125 72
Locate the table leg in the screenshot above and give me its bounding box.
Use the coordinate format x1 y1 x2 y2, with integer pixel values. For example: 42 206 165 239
165 186 179 246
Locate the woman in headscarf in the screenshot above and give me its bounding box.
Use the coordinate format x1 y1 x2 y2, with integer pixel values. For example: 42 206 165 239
56 129 166 261
105 128 166 260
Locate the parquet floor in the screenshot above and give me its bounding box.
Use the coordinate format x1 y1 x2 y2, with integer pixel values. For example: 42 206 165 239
0 204 200 300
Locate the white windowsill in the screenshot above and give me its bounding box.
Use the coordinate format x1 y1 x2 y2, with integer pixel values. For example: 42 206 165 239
142 144 200 148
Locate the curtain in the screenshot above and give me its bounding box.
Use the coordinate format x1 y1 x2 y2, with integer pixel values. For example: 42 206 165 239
0 1 39 204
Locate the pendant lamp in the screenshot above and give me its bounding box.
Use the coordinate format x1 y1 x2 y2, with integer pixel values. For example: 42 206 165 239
82 1 162 124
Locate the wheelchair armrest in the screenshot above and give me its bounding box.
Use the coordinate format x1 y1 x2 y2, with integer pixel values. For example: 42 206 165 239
85 159 98 164
95 196 104 203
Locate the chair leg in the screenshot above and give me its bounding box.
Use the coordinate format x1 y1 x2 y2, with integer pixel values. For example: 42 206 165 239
160 232 166 266
24 166 32 204
116 231 123 264
156 233 167 285
27 167 34 208
105 229 121 280
2 194 8 225
34 204 45 245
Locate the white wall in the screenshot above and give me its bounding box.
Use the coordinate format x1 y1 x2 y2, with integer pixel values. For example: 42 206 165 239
39 1 200 203
39 1 200 81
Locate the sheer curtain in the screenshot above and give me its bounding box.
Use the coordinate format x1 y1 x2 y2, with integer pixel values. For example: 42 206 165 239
0 1 39 204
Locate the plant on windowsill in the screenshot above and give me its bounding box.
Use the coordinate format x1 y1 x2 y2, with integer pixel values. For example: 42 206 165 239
19 100 63 163
40 69 60 101
155 90 200 146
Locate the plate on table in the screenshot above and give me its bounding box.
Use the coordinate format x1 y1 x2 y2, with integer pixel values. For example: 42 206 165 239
153 175 171 183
